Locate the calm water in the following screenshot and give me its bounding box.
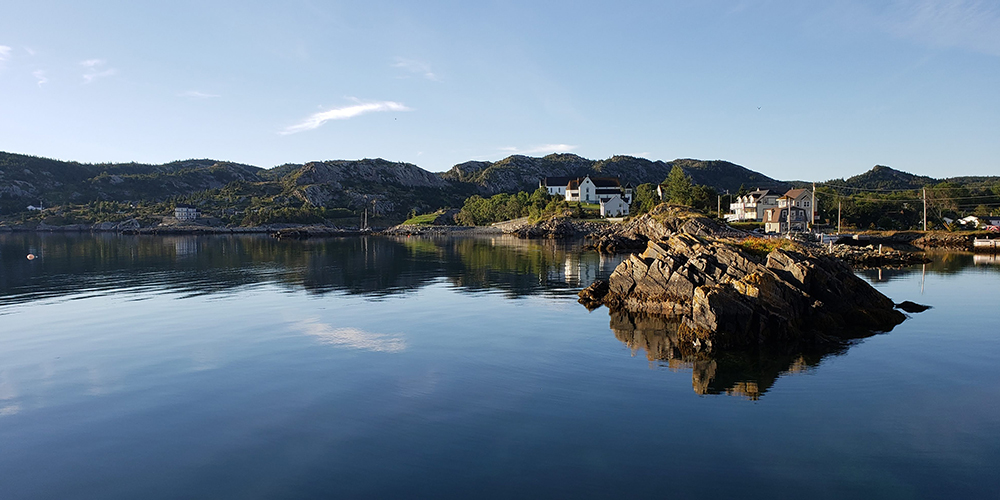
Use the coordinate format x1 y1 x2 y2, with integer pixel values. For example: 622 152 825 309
0 234 997 499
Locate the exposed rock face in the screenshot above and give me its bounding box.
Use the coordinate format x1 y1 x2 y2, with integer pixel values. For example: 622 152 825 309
580 232 906 349
586 204 748 254
293 159 450 189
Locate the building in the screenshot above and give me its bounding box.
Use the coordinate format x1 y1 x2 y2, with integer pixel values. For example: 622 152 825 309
725 189 779 222
599 194 630 217
542 175 632 205
175 204 199 221
778 189 814 221
540 177 576 197
764 206 808 233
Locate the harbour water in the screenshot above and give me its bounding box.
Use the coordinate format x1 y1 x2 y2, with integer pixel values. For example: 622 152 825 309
0 233 997 499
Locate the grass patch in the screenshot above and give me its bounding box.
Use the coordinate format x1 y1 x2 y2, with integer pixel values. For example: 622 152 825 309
402 212 441 225
735 236 800 259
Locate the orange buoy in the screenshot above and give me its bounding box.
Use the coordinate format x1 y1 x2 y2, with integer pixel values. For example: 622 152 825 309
27 253 36 260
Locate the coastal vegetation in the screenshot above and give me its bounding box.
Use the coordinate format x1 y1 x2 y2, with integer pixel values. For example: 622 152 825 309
2 151 998 231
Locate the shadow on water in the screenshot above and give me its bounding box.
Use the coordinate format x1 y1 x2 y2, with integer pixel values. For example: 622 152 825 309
609 311 861 400
0 233 625 305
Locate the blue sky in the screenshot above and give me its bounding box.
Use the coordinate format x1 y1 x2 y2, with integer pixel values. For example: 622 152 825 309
1 0 998 180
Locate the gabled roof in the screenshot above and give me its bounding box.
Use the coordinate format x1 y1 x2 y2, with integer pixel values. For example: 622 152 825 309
781 188 810 200
591 177 621 188
542 176 575 187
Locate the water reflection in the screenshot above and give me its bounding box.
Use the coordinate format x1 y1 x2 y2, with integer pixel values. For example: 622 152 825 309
0 233 625 306
609 311 850 400
857 250 1000 283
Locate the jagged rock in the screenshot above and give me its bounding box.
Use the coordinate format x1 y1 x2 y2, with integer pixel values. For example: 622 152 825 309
587 204 748 254
896 301 931 313
580 232 906 349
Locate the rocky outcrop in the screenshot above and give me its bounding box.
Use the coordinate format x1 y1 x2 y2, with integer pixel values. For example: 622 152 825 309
580 232 906 349
495 217 615 239
823 243 931 268
586 204 748 253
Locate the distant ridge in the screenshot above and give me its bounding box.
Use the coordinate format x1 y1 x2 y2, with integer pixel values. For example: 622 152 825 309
3 150 996 219
440 153 788 194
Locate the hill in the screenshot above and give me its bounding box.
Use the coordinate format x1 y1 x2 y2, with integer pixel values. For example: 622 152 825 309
440 154 787 194
822 165 937 191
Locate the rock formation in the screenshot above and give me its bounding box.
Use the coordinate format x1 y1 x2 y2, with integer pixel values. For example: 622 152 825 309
586 204 748 254
580 230 907 349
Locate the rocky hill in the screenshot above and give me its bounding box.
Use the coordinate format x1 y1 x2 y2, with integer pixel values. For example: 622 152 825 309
0 152 265 205
440 153 788 194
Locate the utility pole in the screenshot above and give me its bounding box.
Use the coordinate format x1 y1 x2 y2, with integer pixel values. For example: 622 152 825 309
838 200 842 234
786 198 792 236
717 193 721 218
811 183 816 230
923 187 927 231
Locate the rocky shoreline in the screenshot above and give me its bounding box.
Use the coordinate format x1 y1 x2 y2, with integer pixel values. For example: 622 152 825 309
576 205 923 352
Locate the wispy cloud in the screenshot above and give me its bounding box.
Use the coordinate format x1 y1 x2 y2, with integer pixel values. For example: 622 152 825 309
32 70 47 86
178 90 219 99
879 0 1000 56
498 144 577 155
80 58 117 83
0 45 11 67
392 57 439 81
295 319 406 353
24 46 36 56
281 100 411 135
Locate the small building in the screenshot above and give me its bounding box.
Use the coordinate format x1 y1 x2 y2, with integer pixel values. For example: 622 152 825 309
726 189 780 222
26 205 43 211
764 206 808 233
175 204 199 221
599 195 630 217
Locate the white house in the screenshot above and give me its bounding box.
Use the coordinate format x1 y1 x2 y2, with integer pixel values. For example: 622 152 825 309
726 189 779 222
26 205 44 211
599 194 630 217
175 204 199 221
565 176 629 204
764 206 808 233
540 177 575 197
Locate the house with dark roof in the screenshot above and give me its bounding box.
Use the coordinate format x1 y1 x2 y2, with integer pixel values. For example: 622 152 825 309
542 175 632 205
540 177 576 197
764 206 808 233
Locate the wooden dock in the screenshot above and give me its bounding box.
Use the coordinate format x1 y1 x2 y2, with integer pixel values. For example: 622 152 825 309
973 238 999 252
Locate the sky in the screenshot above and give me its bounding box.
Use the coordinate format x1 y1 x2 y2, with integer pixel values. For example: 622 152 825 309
1 0 998 181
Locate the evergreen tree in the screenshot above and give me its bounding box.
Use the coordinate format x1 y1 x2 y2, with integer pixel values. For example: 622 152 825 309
664 165 693 205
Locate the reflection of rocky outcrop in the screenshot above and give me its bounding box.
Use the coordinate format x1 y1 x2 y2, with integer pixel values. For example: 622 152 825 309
582 231 906 349
610 311 847 399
